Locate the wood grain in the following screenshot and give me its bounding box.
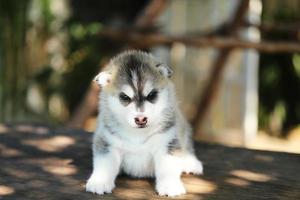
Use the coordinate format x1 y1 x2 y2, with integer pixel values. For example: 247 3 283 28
0 124 299 200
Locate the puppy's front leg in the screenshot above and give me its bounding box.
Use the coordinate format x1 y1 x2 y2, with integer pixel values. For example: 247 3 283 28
86 148 121 195
154 153 186 197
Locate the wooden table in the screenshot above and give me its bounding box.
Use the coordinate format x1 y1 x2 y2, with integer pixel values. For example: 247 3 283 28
0 124 299 200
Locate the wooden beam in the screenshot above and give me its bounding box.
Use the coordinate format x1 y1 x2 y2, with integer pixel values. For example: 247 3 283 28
66 83 100 129
246 21 300 34
191 0 250 130
135 0 169 28
99 29 300 53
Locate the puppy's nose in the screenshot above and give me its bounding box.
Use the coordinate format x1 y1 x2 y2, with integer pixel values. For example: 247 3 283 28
134 116 147 126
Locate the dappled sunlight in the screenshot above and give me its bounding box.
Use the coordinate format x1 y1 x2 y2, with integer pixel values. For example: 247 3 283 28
0 144 24 157
23 135 75 152
15 125 50 135
0 124 10 134
0 185 15 196
182 176 217 194
3 166 36 179
34 126 51 135
15 124 36 133
114 187 154 200
41 158 78 176
225 177 251 187
254 154 274 162
1 124 300 199
118 178 152 188
230 170 273 182
113 175 216 199
43 164 77 176
247 130 300 154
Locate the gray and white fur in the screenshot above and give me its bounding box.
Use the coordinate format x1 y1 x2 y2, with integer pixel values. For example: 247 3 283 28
86 50 203 197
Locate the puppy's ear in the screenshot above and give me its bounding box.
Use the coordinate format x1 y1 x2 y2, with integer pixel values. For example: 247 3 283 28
156 63 173 78
94 71 111 86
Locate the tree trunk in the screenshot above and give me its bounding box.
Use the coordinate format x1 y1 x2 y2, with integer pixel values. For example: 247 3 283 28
0 0 29 122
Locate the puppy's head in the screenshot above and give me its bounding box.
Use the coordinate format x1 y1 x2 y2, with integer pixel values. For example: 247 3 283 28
95 50 173 129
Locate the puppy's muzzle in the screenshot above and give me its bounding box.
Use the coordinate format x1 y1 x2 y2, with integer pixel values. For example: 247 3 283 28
134 116 147 128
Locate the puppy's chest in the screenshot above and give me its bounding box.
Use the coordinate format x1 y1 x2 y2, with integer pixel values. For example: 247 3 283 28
121 149 155 178
108 131 169 177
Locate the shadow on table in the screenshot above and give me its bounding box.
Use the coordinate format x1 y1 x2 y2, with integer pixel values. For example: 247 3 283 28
0 123 299 200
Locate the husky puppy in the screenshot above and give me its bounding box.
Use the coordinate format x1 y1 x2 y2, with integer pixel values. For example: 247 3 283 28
86 50 203 197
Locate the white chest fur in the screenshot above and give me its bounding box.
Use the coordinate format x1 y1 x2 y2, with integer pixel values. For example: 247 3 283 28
121 150 155 177
105 128 169 178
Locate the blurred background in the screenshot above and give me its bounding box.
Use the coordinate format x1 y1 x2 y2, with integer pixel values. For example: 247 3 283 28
1 0 300 153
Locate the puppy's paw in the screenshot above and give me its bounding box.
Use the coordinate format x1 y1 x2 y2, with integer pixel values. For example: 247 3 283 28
156 179 186 197
86 175 115 195
182 155 203 175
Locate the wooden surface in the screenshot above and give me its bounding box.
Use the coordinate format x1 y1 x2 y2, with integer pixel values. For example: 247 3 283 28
0 124 299 200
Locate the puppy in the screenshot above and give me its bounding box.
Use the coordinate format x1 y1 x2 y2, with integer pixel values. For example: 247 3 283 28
86 50 203 197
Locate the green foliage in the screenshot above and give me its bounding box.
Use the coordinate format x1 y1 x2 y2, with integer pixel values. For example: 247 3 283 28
70 22 102 40
28 21 106 122
259 1 300 136
292 54 300 78
259 52 300 135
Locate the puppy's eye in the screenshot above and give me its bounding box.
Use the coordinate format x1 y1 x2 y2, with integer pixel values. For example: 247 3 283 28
146 89 158 103
119 92 131 104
